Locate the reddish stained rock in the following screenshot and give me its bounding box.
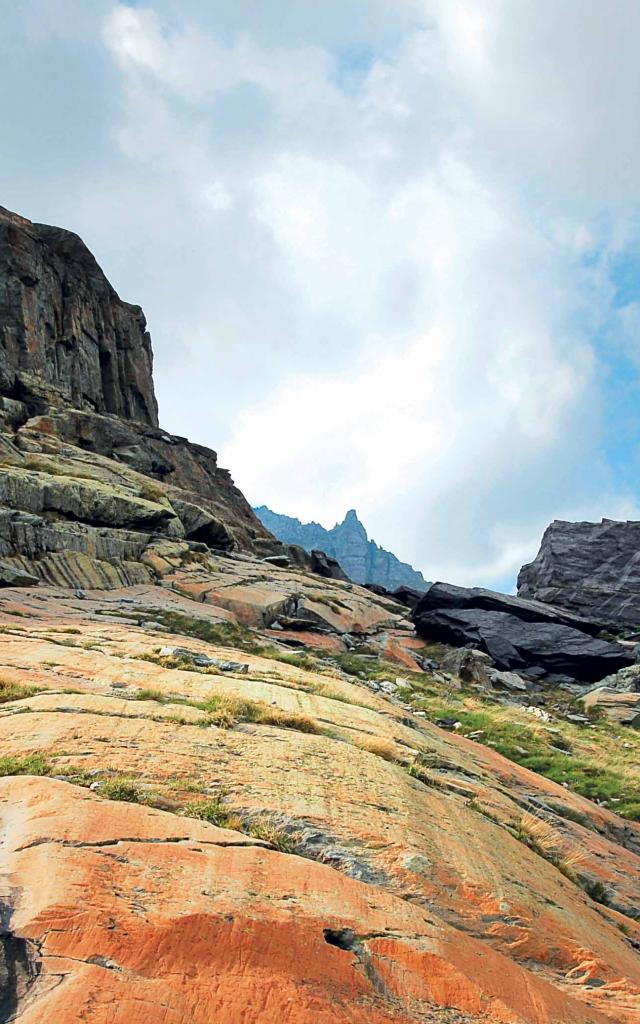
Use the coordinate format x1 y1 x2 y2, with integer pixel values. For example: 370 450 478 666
0 779 615 1024
0 588 638 1022
264 627 347 652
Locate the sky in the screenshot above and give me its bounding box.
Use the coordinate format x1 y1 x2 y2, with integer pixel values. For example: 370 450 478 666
2 0 640 589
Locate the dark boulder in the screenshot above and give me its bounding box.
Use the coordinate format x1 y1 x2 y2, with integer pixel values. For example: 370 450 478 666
391 585 424 610
309 549 349 581
413 582 633 683
518 519 640 630
364 582 390 597
417 582 603 634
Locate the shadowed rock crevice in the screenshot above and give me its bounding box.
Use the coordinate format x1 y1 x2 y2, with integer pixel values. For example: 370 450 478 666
0 931 40 1023
322 927 397 1003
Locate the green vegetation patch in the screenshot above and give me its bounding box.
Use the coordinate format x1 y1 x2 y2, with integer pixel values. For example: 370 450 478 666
0 752 52 777
182 793 240 828
405 693 640 821
0 679 46 704
100 775 147 803
182 794 301 853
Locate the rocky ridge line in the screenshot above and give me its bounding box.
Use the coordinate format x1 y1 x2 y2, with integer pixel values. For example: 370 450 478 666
254 505 429 592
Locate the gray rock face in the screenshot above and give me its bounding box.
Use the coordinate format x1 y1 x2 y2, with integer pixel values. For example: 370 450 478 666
0 559 38 587
413 582 634 683
518 519 640 630
254 506 429 592
0 206 158 426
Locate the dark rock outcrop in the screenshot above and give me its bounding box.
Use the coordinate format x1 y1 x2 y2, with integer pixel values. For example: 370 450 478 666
254 506 429 592
0 206 158 425
309 549 349 581
518 519 640 630
413 582 634 683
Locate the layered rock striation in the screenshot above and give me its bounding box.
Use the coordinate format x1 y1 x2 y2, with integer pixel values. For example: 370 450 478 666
254 506 429 592
518 518 640 630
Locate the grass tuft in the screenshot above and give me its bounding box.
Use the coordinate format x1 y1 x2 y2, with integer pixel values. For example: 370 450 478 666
0 679 45 704
353 737 400 762
201 694 320 733
182 793 241 830
100 776 146 803
0 752 51 777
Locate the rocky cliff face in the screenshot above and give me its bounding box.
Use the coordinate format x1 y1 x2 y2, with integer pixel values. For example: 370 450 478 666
0 206 279 577
0 206 158 425
254 506 429 592
518 518 640 630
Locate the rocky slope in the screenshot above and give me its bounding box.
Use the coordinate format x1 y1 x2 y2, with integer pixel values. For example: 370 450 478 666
0 206 286 571
0 206 639 1023
254 506 429 592
518 518 640 630
0 579 639 1023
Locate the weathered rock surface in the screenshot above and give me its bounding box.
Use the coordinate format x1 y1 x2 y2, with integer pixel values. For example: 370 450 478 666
518 518 640 630
0 557 38 587
581 685 640 727
413 582 634 683
0 205 300 573
0 586 638 1022
255 506 429 591
2 777 624 1024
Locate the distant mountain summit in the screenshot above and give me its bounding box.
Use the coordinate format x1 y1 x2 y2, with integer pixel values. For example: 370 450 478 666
254 506 429 592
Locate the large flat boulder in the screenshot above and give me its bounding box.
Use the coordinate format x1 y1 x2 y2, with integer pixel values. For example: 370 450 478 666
413 582 634 683
581 687 640 727
0 466 181 534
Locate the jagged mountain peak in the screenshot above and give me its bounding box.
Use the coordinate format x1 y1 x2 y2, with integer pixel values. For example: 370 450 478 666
254 504 429 592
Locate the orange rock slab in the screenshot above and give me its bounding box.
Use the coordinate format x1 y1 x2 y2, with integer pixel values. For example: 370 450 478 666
0 779 615 1024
